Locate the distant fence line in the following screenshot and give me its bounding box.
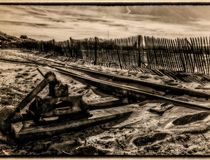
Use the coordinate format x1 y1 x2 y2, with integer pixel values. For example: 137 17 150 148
17 35 210 75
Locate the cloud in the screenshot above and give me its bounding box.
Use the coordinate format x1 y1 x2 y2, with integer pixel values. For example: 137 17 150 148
1 5 210 41
0 20 49 27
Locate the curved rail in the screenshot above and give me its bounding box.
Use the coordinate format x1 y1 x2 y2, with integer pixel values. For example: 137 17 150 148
53 66 210 111
37 56 210 99
3 55 210 111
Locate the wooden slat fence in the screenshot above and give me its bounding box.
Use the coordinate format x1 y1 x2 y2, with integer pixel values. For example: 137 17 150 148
16 35 210 75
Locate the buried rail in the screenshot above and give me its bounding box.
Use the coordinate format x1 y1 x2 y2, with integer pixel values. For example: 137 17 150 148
2 55 210 111
35 56 210 99
67 64 210 99
52 66 210 111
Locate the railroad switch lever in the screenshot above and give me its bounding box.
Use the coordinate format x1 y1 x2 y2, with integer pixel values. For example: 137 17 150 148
0 70 58 135
0 69 88 135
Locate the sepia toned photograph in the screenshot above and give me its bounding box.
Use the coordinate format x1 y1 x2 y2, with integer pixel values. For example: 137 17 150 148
0 2 210 156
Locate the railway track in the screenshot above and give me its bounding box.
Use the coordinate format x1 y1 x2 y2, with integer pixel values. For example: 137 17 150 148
2 52 210 142
32 56 210 98
53 66 210 111
1 55 210 112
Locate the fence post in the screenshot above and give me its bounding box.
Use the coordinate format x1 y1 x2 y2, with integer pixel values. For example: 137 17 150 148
52 39 55 55
138 35 143 67
117 47 122 69
94 37 98 65
69 37 73 58
67 40 70 57
177 39 186 72
40 41 43 52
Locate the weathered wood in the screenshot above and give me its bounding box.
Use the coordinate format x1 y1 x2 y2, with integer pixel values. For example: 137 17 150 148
11 94 125 123
190 38 199 73
43 106 81 117
163 38 172 71
176 38 186 72
202 37 207 74
171 40 183 71
184 38 194 73
83 96 125 110
195 37 205 73
11 106 83 123
93 37 98 65
158 37 164 69
17 34 210 75
15 111 132 140
196 37 204 73
145 36 152 69
200 37 208 74
171 39 180 71
203 37 209 74
151 37 158 68
158 38 165 70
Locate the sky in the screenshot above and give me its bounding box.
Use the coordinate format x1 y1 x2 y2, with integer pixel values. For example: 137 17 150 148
1 5 210 41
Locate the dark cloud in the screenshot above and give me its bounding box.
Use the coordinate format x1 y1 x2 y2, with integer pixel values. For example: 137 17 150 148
0 20 49 27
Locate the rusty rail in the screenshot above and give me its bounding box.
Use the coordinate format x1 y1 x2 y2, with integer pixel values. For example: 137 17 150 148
35 56 210 99
53 66 210 111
